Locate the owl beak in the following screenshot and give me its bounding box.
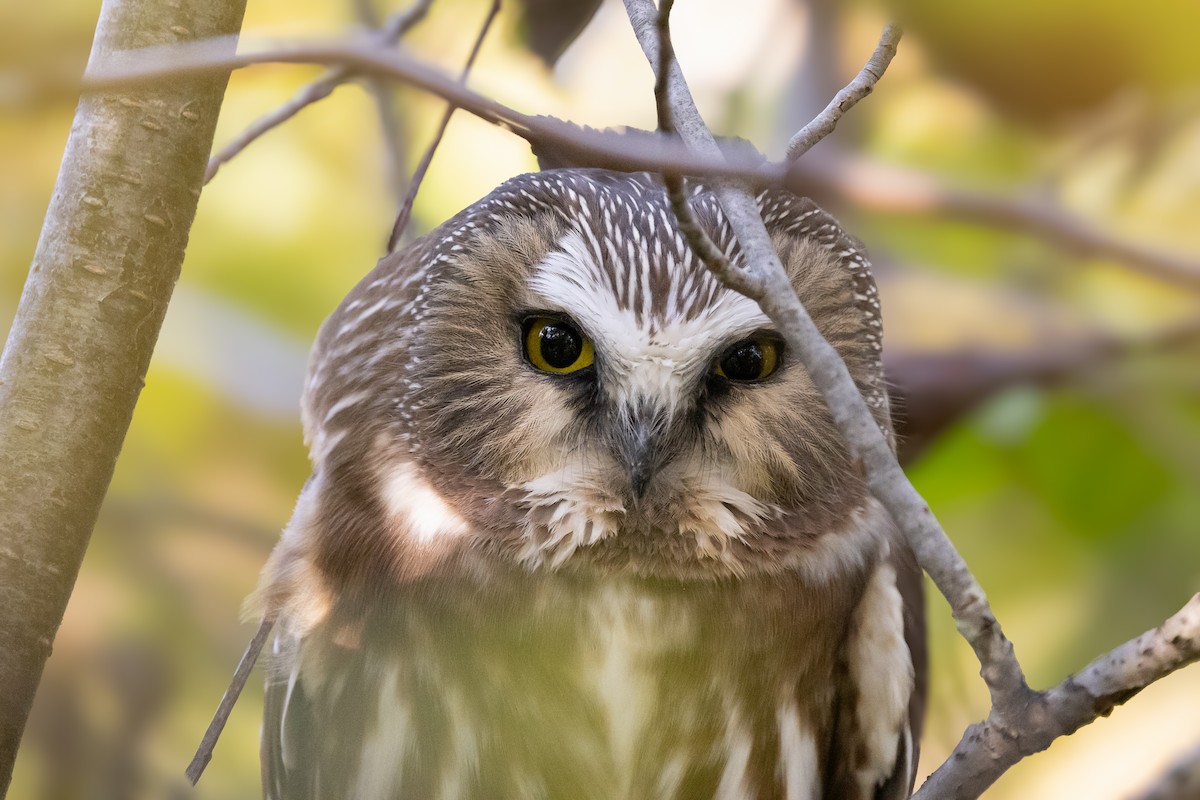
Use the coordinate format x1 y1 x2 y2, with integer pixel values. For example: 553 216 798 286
617 404 670 500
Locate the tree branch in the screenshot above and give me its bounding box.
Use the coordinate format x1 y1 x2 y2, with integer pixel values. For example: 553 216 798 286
0 0 247 790
72 33 1200 290
352 0 419 210
634 7 1200 797
788 155 1200 292
626 0 1031 710
203 0 433 184
784 22 902 161
915 593 1200 800
388 0 501 253
83 35 787 184
185 618 274 785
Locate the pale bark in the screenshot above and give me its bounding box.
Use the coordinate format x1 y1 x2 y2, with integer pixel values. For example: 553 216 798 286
0 0 246 791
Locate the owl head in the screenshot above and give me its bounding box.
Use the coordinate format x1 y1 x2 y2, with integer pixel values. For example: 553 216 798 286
272 170 890 615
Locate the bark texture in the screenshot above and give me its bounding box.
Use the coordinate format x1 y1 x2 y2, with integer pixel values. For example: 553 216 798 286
0 0 246 791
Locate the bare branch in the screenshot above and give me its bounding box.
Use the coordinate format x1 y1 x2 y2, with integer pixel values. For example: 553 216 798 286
367 82 409 205
915 593 1200 800
185 618 275 785
204 0 433 184
646 0 728 275
1129 740 1200 800
353 0 416 209
784 22 902 161
0 0 247 790
388 0 501 253
626 0 1030 710
83 36 788 184
634 8 1200 796
788 156 1200 292
70 34 1200 290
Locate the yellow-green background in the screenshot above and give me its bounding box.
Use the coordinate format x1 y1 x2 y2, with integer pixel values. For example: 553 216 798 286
3 0 1199 797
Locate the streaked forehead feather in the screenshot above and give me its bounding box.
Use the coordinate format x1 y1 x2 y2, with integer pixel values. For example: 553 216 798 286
302 169 888 462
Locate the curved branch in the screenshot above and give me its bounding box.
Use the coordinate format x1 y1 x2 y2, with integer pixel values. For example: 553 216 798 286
914 593 1200 800
83 36 784 185
788 156 1200 291
72 35 1200 290
784 22 902 161
388 0 501 252
0 0 247 790
625 0 1029 711
204 0 433 184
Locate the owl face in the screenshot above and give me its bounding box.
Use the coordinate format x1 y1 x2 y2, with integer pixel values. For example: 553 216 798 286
387 171 886 578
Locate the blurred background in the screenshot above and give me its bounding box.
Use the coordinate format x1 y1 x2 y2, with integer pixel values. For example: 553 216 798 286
3 0 1200 796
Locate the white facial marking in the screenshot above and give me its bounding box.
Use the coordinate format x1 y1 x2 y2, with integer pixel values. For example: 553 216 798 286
510 451 778 572
378 461 469 543
514 465 625 568
528 230 771 412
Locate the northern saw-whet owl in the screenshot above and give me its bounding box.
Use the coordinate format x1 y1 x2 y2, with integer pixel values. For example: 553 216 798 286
255 169 926 800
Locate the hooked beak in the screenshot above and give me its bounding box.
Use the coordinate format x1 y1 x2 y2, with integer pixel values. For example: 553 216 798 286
617 404 670 500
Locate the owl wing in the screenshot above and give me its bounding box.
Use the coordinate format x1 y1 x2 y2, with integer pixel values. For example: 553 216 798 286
823 522 927 800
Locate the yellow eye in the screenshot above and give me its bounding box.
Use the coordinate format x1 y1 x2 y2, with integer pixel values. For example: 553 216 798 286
523 316 595 374
714 336 781 382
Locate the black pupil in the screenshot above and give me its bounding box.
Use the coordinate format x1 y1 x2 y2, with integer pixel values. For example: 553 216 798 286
721 343 763 380
540 323 583 368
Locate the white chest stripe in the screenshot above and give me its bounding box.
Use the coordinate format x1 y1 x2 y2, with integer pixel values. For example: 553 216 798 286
778 700 820 800
847 549 914 793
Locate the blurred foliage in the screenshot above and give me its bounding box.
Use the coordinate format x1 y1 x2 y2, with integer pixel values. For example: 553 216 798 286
884 0 1200 121
2 0 1199 798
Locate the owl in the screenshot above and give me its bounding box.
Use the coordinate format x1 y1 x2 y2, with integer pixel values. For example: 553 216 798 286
255 169 926 800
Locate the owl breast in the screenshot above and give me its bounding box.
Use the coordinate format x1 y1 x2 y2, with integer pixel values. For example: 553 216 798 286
266 559 876 800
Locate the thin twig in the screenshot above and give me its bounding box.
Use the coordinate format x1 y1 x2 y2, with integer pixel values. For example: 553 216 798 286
388 0 501 253
185 618 275 785
914 593 1200 800
787 155 1200 291
638 11 1200 795
85 36 786 185
628 0 1031 711
203 0 433 184
649 1 734 276
784 22 901 161
353 0 414 209
77 33 1200 289
367 78 409 207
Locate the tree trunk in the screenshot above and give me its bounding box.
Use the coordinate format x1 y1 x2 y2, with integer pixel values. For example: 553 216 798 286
0 0 246 792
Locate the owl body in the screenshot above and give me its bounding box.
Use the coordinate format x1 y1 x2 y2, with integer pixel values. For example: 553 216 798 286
258 170 924 800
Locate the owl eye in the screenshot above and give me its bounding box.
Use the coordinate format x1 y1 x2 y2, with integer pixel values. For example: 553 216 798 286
714 336 781 382
523 316 595 374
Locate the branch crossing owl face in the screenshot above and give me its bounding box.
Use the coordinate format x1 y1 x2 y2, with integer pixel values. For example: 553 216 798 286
308 171 887 581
